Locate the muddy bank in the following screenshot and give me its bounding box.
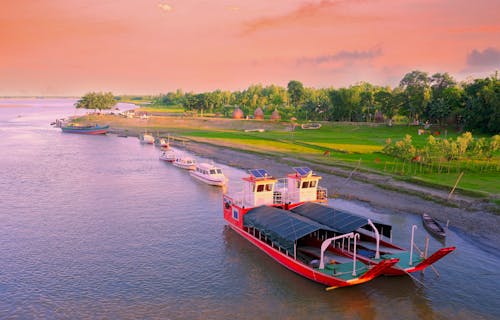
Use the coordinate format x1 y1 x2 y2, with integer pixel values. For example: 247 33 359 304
171 139 500 247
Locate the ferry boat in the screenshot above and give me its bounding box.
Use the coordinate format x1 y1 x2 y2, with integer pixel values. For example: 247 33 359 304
223 168 399 289
139 132 154 144
60 124 109 134
159 149 176 162
190 163 227 186
223 167 456 287
173 156 196 170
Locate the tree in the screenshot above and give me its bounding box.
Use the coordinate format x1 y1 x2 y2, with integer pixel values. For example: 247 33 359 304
462 75 500 134
399 70 431 122
287 80 305 109
75 92 117 112
374 89 396 121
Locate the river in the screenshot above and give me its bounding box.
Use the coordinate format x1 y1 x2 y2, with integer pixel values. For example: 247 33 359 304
0 99 498 319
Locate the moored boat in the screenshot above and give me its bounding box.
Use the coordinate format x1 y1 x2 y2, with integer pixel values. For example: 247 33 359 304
223 168 399 289
301 123 321 130
159 149 176 162
190 162 227 186
154 137 169 148
61 124 109 134
422 213 446 239
224 167 455 281
173 156 196 170
139 132 154 144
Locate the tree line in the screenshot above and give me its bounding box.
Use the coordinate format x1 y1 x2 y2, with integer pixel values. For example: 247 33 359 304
154 70 499 134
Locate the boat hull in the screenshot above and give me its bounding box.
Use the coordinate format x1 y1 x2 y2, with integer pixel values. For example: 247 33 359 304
190 171 226 186
173 162 196 170
61 125 109 134
227 223 397 288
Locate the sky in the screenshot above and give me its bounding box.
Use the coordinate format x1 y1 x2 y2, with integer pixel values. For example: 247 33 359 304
1 0 499 96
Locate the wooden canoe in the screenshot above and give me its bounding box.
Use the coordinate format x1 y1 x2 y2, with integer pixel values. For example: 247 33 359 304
422 213 446 239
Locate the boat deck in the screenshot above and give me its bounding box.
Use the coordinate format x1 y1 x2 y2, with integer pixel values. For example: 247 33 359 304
298 246 369 281
377 251 423 270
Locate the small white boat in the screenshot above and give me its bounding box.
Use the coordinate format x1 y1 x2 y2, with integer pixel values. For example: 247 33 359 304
190 163 227 186
139 132 154 144
173 156 196 170
154 137 169 148
159 149 176 162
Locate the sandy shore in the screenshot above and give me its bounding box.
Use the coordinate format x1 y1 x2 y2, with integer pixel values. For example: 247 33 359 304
169 139 500 247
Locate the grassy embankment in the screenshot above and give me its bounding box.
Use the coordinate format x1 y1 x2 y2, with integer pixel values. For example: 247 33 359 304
80 110 500 201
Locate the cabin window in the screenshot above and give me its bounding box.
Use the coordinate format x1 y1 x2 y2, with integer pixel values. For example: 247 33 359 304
302 181 309 188
216 169 222 174
256 184 265 192
210 169 216 174
232 208 239 220
265 184 272 191
310 181 316 188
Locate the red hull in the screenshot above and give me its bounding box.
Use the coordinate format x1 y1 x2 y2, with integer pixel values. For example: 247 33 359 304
227 222 398 288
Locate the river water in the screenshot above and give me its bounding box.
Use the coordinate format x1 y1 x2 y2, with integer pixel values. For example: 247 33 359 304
0 99 498 319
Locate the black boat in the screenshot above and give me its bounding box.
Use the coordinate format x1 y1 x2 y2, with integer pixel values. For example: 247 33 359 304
422 213 446 239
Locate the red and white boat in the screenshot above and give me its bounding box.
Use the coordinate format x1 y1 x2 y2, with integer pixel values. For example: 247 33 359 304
190 162 227 186
223 167 455 288
223 168 399 289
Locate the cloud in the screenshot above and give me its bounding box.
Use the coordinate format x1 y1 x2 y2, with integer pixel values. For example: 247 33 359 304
298 48 383 65
241 0 343 34
466 47 500 68
158 2 172 12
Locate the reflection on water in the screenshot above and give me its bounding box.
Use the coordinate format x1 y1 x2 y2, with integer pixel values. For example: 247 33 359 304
0 99 498 319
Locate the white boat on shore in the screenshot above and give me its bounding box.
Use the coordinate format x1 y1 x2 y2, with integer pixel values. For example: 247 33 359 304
173 156 196 170
159 149 176 162
190 163 227 186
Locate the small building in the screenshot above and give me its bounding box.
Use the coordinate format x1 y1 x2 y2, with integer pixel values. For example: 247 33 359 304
232 107 244 119
270 109 281 121
254 107 264 120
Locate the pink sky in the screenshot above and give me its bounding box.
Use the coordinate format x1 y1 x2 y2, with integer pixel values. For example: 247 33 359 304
1 0 499 96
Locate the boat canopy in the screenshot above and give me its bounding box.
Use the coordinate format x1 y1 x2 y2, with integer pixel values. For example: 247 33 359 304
244 206 333 252
291 202 392 238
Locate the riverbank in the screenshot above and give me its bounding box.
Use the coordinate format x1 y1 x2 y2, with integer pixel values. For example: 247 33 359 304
171 139 500 247
84 114 500 246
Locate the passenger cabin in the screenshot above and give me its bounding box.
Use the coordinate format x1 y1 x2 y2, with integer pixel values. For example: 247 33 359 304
284 167 327 205
223 169 277 229
241 169 277 207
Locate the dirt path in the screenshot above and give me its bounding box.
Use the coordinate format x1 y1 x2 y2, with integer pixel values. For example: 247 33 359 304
172 139 500 247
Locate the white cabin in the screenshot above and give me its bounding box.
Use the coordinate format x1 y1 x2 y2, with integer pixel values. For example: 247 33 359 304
239 169 277 207
285 167 323 203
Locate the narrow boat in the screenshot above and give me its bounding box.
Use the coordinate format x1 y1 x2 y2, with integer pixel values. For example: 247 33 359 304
61 124 109 134
223 168 399 289
301 123 321 130
173 156 196 170
422 213 446 239
139 132 154 144
159 149 176 162
224 167 455 280
190 163 227 186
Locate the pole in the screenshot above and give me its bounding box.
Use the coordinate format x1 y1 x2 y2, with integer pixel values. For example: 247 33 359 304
448 172 464 200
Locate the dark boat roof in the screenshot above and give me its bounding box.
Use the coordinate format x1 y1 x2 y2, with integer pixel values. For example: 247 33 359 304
244 206 334 252
291 202 392 238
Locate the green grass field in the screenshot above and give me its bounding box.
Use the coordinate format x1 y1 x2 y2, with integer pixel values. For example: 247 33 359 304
176 122 500 196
